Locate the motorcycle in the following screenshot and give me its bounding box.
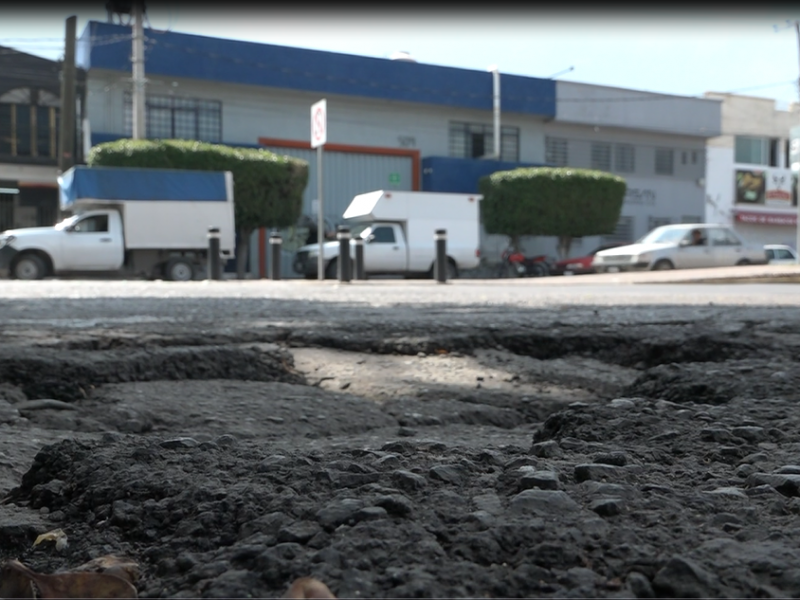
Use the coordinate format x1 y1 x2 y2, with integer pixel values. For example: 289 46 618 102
497 248 555 278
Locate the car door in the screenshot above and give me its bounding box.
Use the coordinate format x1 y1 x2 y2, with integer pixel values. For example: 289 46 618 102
363 224 406 273
61 214 121 269
707 227 745 266
674 229 713 268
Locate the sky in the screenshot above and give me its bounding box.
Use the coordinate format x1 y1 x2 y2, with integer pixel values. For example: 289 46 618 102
2 6 800 110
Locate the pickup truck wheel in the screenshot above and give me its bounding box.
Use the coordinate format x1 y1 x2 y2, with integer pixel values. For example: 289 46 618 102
324 259 338 280
165 258 195 282
736 259 751 266
13 254 46 280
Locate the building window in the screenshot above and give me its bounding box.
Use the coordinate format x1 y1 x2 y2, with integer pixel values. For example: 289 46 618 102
735 136 771 165
648 216 671 231
545 136 568 166
448 122 519 162
0 87 59 158
691 151 698 165
785 139 791 168
614 144 635 173
602 216 634 244
591 142 611 171
655 148 674 175
681 151 687 165
124 93 222 142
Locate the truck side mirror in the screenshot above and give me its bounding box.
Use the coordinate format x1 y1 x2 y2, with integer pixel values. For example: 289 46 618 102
367 234 376 243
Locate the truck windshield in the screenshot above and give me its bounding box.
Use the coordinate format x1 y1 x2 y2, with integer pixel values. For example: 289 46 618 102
349 224 372 239
54 215 79 230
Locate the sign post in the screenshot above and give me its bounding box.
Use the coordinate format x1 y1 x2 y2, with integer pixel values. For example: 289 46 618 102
311 99 327 280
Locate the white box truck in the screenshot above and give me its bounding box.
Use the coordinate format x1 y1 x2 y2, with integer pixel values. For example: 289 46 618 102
0 166 235 281
292 190 481 279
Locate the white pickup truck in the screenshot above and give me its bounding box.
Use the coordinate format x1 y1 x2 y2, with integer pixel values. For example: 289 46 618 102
0 166 235 281
293 190 482 279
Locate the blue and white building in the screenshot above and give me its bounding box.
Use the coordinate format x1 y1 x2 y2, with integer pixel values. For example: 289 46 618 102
77 20 721 276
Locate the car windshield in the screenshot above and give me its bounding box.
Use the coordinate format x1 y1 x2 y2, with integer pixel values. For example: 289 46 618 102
639 227 694 245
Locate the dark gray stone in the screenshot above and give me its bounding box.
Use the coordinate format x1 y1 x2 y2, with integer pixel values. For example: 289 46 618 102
160 437 199 449
392 470 427 491
589 497 623 517
732 426 767 443
574 463 626 483
520 470 559 491
746 473 800 497
353 506 387 523
593 452 628 466
429 464 466 485
626 571 655 598
316 499 364 530
509 489 579 515
653 555 719 598
214 434 238 447
700 428 732 443
530 440 562 458
277 520 321 544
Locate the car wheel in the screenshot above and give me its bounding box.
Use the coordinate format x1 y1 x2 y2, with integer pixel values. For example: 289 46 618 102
13 253 47 280
446 259 458 280
165 258 195 281
651 259 674 271
736 259 751 266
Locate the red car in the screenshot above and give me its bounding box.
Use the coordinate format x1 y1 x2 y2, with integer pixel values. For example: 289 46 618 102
551 243 628 275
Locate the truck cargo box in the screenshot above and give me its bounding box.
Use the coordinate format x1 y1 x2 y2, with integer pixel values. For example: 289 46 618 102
58 166 235 253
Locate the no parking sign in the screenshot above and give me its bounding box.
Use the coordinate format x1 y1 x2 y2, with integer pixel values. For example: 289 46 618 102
311 99 326 148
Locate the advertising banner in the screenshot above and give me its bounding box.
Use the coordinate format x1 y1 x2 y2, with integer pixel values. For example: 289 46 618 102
735 167 793 207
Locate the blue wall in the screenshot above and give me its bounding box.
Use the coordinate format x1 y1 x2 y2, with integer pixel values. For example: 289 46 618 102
80 22 556 118
422 156 545 194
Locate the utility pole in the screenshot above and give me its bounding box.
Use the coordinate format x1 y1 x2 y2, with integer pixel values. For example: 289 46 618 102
131 0 146 139
794 20 800 258
58 16 77 172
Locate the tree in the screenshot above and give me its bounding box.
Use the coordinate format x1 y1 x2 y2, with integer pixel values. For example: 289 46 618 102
479 167 626 258
88 139 308 278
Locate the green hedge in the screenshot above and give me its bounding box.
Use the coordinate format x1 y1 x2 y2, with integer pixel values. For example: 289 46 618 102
88 139 309 231
479 167 626 238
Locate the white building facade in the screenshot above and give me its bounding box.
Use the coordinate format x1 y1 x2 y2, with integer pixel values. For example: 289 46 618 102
704 92 799 248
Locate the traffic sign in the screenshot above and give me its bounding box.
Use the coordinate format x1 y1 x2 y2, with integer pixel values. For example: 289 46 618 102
311 99 327 148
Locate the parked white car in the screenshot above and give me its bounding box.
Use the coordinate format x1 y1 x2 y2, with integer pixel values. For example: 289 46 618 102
592 223 768 272
764 244 798 265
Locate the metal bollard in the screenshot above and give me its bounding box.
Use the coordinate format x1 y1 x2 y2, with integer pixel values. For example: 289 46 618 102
336 226 352 283
434 228 447 283
353 237 365 280
269 232 282 281
207 227 222 281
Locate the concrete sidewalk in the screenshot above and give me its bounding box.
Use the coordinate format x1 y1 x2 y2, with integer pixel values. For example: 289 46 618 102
532 264 800 285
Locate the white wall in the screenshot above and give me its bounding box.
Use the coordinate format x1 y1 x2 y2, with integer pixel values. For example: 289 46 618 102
86 71 548 163
558 81 721 137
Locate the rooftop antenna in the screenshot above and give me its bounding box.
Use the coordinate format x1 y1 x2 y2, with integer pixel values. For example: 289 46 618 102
548 66 575 79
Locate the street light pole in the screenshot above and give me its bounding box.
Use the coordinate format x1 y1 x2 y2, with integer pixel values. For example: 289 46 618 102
488 65 500 160
131 0 146 140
